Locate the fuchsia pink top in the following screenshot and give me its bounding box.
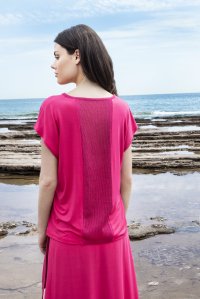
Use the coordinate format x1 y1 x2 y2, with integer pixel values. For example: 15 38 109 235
34 93 138 245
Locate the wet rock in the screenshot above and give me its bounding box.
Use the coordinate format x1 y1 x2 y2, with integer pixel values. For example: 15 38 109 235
22 220 32 227
0 221 38 239
15 229 31 235
127 222 141 229
0 221 17 229
128 223 176 240
0 228 8 236
0 115 200 175
192 220 200 226
150 216 167 221
31 226 38 231
151 223 167 228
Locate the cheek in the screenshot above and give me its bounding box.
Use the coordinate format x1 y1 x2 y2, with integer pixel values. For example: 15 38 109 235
58 60 76 82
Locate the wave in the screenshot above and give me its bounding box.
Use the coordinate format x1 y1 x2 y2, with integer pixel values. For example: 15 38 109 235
0 112 38 120
151 110 200 117
1 110 200 121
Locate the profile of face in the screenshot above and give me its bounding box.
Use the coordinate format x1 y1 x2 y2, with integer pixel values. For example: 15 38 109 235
51 43 81 84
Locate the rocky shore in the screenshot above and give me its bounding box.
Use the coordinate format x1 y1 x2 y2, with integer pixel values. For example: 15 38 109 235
0 115 199 175
0 213 177 240
133 115 200 172
1 216 200 241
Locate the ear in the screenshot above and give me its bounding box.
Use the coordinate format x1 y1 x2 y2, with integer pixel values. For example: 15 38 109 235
74 49 81 64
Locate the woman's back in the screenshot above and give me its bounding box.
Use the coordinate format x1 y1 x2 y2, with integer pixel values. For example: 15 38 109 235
34 92 138 245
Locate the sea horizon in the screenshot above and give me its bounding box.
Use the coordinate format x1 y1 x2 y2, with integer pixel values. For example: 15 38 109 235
0 91 200 122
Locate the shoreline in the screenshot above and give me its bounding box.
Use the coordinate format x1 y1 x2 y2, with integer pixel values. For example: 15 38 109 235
0 114 200 175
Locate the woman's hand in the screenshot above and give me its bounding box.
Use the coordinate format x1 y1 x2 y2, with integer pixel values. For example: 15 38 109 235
38 232 48 255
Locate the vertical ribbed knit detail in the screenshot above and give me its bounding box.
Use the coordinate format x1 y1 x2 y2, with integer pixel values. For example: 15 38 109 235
78 99 113 243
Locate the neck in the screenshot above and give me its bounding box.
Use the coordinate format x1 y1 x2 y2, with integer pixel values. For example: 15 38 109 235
76 74 99 90
76 74 88 86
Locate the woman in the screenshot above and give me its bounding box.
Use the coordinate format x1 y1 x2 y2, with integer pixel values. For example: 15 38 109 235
34 24 139 299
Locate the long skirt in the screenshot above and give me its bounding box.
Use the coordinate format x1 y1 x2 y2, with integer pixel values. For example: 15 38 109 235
42 231 139 299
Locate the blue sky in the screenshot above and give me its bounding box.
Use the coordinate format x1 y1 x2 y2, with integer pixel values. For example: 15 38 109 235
1 0 200 99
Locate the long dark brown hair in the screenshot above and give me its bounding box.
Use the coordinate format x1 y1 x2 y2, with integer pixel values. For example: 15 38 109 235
54 24 118 95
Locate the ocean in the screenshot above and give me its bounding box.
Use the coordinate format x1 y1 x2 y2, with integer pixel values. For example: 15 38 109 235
0 92 200 124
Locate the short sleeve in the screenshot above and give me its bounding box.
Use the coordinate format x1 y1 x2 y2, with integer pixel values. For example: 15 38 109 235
124 107 138 151
34 98 59 158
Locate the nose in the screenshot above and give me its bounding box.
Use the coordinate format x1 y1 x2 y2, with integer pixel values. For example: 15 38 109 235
51 60 57 69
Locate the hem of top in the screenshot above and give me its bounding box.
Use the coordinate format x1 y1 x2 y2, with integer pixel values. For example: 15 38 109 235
46 230 128 246
62 93 116 100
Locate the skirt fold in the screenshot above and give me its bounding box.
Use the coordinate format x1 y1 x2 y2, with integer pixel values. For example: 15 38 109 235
42 232 139 299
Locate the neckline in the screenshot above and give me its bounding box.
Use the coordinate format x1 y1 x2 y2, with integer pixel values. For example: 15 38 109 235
62 93 115 100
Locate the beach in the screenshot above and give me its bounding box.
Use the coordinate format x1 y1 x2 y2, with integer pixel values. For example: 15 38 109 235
0 93 200 298
1 172 200 298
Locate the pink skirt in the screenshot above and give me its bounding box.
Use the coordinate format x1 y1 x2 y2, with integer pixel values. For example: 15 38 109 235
42 232 139 299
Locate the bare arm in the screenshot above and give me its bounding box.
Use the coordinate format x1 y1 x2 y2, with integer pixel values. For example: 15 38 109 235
120 144 133 214
37 139 58 234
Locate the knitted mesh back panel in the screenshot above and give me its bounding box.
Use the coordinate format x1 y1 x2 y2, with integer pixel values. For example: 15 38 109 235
78 99 114 243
